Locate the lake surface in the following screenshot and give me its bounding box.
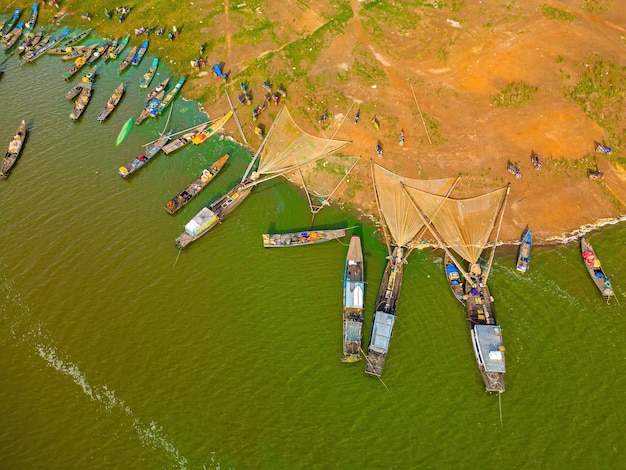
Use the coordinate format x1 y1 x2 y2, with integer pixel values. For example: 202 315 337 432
1 35 624 469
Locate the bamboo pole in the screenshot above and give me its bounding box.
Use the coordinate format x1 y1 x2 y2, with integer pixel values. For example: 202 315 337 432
225 89 248 145
370 160 393 260
410 84 432 145
483 184 511 284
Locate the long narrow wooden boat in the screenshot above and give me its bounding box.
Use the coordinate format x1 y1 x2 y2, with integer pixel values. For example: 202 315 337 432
118 45 136 73
464 270 505 393
97 82 125 122
86 40 110 66
139 57 158 89
103 37 118 63
66 66 96 100
154 76 185 116
146 77 169 101
70 81 93 121
63 56 87 80
50 44 86 56
0 120 27 180
16 33 33 55
131 39 148 66
162 123 208 155
341 236 365 362
175 183 254 249
63 28 92 47
190 111 233 146
2 22 23 51
364 247 404 377
164 154 229 214
444 253 465 305
1 8 20 37
135 90 165 125
581 236 614 303
25 3 38 30
118 132 171 179
61 45 92 61
262 229 346 247
516 228 532 273
108 33 129 60
29 28 44 48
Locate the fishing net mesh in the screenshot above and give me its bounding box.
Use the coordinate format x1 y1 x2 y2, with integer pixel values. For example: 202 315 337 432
403 185 508 263
371 162 457 248
255 107 350 178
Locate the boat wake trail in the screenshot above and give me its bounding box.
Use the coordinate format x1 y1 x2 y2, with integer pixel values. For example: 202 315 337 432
0 273 189 469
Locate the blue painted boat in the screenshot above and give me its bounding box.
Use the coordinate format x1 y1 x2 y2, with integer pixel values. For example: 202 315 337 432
131 39 148 66
341 236 365 362
1 8 21 36
516 227 532 273
25 3 38 30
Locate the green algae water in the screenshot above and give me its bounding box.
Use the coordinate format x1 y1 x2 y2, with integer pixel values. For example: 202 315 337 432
1 43 625 470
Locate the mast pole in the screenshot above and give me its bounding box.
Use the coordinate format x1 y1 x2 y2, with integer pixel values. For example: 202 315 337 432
482 184 511 284
371 160 393 260
224 89 248 145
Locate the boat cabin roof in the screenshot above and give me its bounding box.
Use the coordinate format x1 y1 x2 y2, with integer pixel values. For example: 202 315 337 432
474 324 506 373
369 311 395 354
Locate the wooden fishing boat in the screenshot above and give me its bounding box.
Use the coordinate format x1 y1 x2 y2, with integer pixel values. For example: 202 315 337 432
0 120 27 180
118 45 136 73
63 28 92 47
102 37 118 63
364 247 404 377
86 40 110 66
155 76 185 116
97 82 124 122
262 229 346 247
190 111 233 146
1 8 20 37
61 45 92 61
108 33 129 60
19 28 44 55
139 57 158 89
516 228 532 273
164 154 229 214
63 56 88 80
146 77 169 101
16 33 33 55
50 44 86 56
2 22 23 51
118 132 171 179
464 272 506 393
581 236 614 303
175 183 254 249
66 67 96 100
135 89 164 125
444 253 465 305
24 2 38 30
341 236 365 362
131 39 148 66
162 122 208 155
70 81 93 121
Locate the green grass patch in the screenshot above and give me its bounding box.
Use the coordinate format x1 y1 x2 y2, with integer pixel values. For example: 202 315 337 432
562 58 626 145
491 81 539 108
541 4 576 21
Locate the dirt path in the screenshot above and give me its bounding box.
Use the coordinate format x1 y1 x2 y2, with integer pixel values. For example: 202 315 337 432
350 0 411 142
